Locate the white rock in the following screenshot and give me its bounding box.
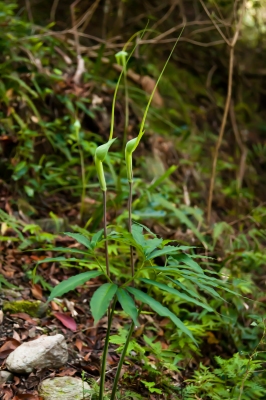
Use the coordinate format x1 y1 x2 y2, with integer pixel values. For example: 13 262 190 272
39 376 91 400
0 370 13 384
6 334 68 373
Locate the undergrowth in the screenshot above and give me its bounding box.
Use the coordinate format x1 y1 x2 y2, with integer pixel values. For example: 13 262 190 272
0 0 266 398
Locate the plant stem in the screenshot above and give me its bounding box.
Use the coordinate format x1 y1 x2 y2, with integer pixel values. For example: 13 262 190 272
110 291 150 399
122 64 129 153
128 181 134 280
99 189 111 400
103 190 110 277
76 126 86 222
109 177 135 399
110 321 135 400
99 298 117 400
117 60 129 194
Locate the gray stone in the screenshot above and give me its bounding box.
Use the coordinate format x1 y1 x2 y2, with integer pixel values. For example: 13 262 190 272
0 371 13 384
6 334 68 373
39 376 91 400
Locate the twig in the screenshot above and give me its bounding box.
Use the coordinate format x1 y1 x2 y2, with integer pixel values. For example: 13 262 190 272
229 101 248 190
50 0 60 22
205 0 247 224
102 0 111 38
199 0 231 45
70 0 81 57
25 0 33 24
70 0 86 85
148 1 179 34
78 0 101 33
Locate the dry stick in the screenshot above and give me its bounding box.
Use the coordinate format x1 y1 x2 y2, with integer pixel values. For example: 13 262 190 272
70 0 81 57
70 0 86 86
229 101 248 190
50 0 60 21
79 0 101 33
199 0 231 46
25 0 34 24
207 45 234 224
204 0 247 224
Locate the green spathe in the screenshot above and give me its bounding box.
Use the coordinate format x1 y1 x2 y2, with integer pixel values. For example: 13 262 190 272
95 138 116 162
115 51 128 65
125 131 145 182
95 138 117 191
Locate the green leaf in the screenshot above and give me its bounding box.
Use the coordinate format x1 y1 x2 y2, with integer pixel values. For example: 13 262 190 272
146 245 180 260
4 74 37 97
167 277 204 301
144 238 163 256
37 256 80 264
127 287 196 344
141 381 162 394
148 165 177 191
90 283 118 324
141 278 213 312
64 232 92 250
182 275 224 301
155 196 206 247
91 229 104 249
24 185 34 197
0 274 17 289
131 224 146 248
117 288 139 326
48 271 102 301
213 221 233 248
133 222 156 237
171 254 203 273
44 247 89 255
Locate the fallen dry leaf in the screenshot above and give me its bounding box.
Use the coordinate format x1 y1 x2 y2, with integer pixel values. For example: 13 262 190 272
75 338 83 352
54 312 77 331
0 338 21 358
2 387 14 400
10 313 38 325
206 331 219 344
31 283 43 300
13 330 21 342
50 301 60 311
13 395 42 400
0 309 3 324
83 351 92 361
0 338 20 352
57 367 76 377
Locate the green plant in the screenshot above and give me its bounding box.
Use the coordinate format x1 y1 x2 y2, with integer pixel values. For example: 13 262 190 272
35 30 246 399
183 352 265 399
109 329 181 396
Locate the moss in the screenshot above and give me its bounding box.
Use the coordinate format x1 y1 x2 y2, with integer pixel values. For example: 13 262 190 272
3 300 44 317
